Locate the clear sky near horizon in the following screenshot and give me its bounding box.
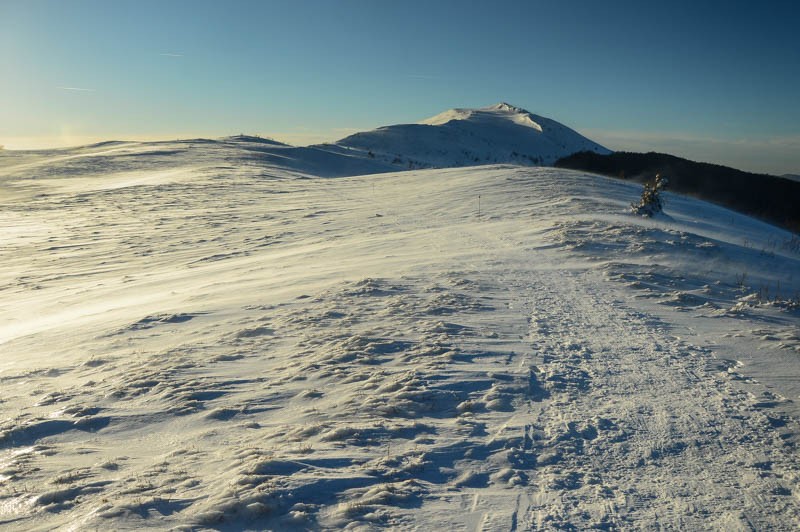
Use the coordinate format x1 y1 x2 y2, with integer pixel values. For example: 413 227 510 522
1 0 798 175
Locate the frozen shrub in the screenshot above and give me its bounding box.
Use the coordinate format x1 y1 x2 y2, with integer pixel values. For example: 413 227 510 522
632 173 668 217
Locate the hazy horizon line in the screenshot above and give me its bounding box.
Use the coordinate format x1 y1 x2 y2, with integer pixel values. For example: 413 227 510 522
2 129 798 177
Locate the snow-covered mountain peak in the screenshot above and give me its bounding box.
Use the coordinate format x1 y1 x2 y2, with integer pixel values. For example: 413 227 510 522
486 102 539 120
418 107 476 126
489 101 524 112
331 102 611 169
419 102 541 131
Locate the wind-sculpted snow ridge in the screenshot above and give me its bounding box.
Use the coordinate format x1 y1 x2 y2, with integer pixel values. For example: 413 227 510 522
0 135 395 185
0 148 799 530
329 102 611 170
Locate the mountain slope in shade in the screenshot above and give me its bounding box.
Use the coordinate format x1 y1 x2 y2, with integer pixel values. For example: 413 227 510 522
327 102 610 169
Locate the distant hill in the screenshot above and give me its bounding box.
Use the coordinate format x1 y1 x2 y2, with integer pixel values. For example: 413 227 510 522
324 103 610 169
555 151 800 232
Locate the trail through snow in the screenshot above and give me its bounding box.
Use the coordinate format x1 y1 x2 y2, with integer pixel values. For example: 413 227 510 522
0 144 798 530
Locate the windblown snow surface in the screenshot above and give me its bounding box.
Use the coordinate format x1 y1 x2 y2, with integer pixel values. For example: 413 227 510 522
1 138 800 531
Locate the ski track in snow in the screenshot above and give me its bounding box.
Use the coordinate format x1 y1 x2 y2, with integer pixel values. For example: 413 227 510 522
0 143 799 530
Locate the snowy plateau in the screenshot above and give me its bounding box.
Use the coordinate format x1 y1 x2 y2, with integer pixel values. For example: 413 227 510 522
0 105 799 531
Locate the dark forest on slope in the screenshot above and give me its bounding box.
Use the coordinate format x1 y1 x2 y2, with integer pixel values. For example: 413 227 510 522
555 151 800 232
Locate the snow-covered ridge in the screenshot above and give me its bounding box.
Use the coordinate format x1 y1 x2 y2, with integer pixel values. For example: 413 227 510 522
330 102 610 169
2 103 608 176
421 102 543 132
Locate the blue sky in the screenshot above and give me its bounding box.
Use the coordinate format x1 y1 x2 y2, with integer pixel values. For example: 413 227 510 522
2 0 798 174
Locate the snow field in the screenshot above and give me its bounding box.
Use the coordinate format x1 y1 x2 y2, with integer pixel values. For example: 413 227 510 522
0 143 799 529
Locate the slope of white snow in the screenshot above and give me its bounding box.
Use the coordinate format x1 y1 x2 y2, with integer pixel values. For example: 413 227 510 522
0 141 799 530
328 103 611 170
0 136 396 191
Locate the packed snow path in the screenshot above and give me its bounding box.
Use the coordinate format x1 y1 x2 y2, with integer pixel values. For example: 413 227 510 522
1 147 799 530
479 268 798 530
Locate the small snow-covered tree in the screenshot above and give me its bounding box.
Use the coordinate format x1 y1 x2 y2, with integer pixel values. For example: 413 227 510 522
632 173 668 217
